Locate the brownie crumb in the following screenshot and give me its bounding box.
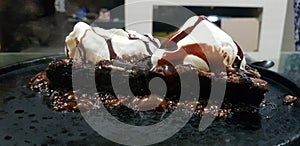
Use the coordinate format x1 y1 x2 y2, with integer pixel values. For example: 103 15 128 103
283 95 298 104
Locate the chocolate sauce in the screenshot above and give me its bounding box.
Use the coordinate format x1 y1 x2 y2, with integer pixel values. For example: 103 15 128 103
232 42 244 69
157 16 213 67
158 16 244 71
91 27 155 59
157 43 225 73
91 27 118 60
128 33 139 40
77 29 89 62
127 33 156 55
142 41 153 55
158 43 207 66
144 34 160 48
65 46 70 58
106 39 117 60
160 16 207 50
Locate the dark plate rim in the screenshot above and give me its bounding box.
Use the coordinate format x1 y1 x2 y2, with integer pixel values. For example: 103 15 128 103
0 55 65 75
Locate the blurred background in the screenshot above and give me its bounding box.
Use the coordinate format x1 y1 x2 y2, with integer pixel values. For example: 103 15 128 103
0 0 124 52
0 0 299 82
0 0 297 53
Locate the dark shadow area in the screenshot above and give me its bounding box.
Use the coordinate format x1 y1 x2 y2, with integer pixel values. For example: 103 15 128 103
0 0 124 52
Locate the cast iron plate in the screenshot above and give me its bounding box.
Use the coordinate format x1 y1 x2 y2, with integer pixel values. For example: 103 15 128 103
0 57 300 145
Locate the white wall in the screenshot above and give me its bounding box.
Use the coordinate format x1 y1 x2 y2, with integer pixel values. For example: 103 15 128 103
282 0 295 52
125 0 289 71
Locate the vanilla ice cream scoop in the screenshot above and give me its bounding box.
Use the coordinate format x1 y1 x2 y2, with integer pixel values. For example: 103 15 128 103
65 22 160 64
151 16 246 72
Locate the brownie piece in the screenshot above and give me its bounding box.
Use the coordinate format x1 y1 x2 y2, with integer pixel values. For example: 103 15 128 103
46 59 73 91
29 56 267 114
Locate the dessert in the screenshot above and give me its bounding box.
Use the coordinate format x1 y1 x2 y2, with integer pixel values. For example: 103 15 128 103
29 16 268 117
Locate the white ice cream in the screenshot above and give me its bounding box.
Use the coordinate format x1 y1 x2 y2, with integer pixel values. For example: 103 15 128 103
65 22 160 64
151 16 246 71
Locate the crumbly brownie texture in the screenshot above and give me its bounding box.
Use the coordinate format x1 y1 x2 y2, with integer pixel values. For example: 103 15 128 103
29 71 50 94
283 95 298 104
29 57 268 117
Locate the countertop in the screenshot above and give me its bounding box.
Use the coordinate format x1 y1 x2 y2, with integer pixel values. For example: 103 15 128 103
278 52 300 86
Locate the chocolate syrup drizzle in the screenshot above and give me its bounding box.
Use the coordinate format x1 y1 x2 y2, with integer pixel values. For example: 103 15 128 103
158 16 244 70
70 27 159 62
160 16 206 50
91 27 118 60
144 34 160 48
127 32 154 55
106 39 117 60
65 46 70 58
142 42 153 55
77 29 88 61
233 42 244 69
